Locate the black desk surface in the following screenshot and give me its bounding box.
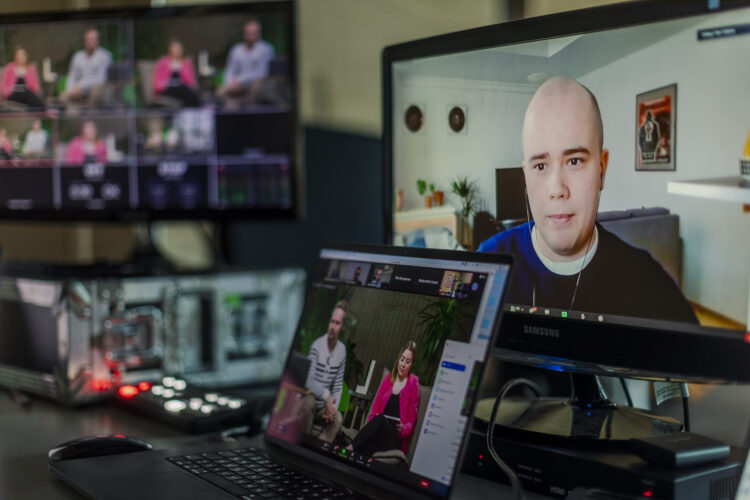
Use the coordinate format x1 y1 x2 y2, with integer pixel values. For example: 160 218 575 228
2 384 748 499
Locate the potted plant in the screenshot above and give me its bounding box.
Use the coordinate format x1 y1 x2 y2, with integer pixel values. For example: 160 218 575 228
417 179 432 208
430 183 444 206
450 176 479 248
415 298 467 387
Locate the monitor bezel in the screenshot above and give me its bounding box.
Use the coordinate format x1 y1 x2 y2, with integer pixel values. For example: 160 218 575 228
0 0 299 222
382 0 750 384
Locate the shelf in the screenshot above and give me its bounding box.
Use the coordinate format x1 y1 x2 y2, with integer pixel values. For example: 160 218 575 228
667 176 750 204
393 204 458 235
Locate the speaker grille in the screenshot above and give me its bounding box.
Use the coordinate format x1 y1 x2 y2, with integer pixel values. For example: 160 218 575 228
709 474 738 500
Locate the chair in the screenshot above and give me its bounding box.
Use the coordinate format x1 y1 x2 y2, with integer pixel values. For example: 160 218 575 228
370 384 431 467
341 383 431 468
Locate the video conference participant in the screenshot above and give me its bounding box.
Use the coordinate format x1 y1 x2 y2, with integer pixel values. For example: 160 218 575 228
23 120 49 156
300 300 348 443
153 39 201 108
61 28 112 108
219 18 275 105
478 76 696 324
347 341 419 457
369 267 383 288
65 120 107 165
2 46 44 109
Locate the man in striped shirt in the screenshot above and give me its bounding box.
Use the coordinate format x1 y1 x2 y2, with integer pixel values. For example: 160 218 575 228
300 300 348 442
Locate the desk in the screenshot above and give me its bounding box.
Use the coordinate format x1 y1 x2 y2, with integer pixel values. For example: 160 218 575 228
2 384 749 499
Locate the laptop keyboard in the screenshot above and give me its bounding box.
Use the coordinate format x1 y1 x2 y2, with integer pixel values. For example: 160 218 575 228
166 447 352 499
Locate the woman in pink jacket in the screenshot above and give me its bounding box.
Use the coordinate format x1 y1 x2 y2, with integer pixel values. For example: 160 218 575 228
2 46 44 109
348 341 420 456
152 39 201 108
65 120 107 165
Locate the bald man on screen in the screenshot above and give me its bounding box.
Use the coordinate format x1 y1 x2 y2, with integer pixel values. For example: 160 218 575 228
479 76 696 324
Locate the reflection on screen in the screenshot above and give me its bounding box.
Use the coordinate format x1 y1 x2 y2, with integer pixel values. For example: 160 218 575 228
391 8 750 335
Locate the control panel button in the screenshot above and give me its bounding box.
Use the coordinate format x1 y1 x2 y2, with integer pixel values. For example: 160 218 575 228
164 399 187 413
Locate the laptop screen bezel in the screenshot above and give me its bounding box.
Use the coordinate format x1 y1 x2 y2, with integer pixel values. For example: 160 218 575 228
264 242 513 499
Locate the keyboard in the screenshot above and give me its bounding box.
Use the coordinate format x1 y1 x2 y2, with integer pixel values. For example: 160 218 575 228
166 447 352 499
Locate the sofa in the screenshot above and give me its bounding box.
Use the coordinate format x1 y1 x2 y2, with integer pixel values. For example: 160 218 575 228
473 206 683 287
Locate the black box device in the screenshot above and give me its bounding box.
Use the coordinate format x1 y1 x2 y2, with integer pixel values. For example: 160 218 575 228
629 433 731 468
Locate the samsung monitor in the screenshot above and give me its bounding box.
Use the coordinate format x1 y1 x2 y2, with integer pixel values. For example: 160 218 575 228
0 1 296 220
384 0 750 442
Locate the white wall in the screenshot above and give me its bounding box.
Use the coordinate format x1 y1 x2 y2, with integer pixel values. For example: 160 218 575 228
577 10 750 324
393 76 536 212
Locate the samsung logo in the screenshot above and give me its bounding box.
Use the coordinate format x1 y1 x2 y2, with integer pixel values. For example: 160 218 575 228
523 325 560 338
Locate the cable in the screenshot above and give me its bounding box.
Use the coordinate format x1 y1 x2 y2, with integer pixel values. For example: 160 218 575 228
486 378 542 500
197 220 229 268
680 382 691 432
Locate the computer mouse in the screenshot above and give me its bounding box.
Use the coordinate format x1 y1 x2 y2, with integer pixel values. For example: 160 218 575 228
48 435 153 462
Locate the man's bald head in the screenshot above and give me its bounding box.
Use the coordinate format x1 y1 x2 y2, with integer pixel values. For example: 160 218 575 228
523 76 603 154
520 76 609 262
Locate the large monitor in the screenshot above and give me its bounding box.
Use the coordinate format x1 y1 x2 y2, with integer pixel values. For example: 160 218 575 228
384 0 750 440
0 1 296 220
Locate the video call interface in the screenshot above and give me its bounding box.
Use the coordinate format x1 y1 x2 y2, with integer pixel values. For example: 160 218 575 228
267 250 510 496
0 6 293 214
391 8 750 336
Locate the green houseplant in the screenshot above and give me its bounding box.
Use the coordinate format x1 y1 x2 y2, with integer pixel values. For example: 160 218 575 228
415 298 466 387
417 179 432 208
450 176 479 248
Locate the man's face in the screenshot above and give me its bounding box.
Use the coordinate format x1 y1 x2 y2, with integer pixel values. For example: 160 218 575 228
84 30 99 52
244 22 260 45
522 83 608 261
327 307 345 343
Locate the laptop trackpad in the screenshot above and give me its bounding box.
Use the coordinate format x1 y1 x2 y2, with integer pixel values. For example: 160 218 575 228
81 471 237 500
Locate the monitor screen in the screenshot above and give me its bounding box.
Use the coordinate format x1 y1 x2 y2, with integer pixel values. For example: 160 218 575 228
0 1 295 220
266 246 511 497
385 1 750 382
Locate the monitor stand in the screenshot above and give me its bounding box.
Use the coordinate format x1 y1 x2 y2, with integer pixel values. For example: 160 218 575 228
479 373 682 443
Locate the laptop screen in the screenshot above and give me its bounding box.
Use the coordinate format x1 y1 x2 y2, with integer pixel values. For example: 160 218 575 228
266 246 511 497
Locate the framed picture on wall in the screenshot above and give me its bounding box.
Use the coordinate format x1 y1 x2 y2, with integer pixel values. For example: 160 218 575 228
635 83 676 171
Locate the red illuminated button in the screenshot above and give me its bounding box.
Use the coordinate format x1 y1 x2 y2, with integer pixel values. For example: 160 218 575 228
745 332 750 343
643 491 653 498
419 479 430 489
138 381 151 391
92 379 111 392
118 385 139 399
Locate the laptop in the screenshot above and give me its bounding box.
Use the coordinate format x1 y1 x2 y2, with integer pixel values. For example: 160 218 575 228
735 423 750 500
49 243 513 499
